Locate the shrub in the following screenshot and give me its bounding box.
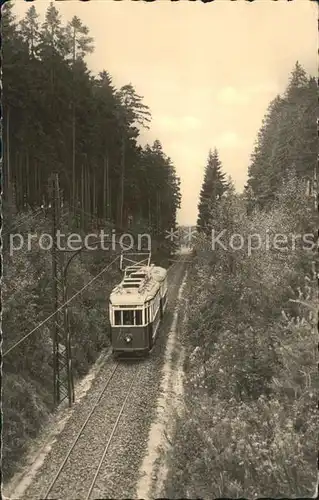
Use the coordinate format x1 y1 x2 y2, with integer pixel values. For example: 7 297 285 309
164 177 317 498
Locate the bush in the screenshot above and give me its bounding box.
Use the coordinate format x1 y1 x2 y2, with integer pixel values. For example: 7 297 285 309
2 210 122 481
164 177 317 498
3 373 50 480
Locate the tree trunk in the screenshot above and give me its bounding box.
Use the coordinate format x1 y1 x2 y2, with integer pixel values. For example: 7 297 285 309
24 149 28 207
156 192 160 234
148 197 151 228
93 171 96 219
106 154 110 220
85 163 88 227
75 176 80 228
72 108 76 210
81 163 84 228
6 106 12 209
34 158 38 209
26 151 31 208
109 179 112 222
86 163 91 225
103 155 106 220
119 134 125 228
72 28 76 212
15 151 19 210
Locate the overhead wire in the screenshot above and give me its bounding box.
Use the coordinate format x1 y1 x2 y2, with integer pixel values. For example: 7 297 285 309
3 255 120 357
3 198 164 357
1 205 71 239
1 206 45 237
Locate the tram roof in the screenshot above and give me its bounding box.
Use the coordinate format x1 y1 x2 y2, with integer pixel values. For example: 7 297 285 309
110 265 167 306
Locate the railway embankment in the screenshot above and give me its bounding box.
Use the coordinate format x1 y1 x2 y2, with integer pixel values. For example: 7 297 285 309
135 269 189 500
4 256 189 500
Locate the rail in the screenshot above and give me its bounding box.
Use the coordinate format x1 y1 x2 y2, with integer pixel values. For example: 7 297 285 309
86 367 141 499
42 362 140 499
38 255 187 499
43 363 120 498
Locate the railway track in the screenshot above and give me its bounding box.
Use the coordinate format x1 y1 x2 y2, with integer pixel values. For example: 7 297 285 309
15 253 189 500
167 253 189 289
85 255 189 499
42 361 141 500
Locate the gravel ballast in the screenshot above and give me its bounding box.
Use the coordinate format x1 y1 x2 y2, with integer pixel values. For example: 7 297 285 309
5 257 188 500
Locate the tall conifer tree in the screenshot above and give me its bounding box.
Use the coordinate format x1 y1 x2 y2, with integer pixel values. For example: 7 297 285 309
245 61 317 210
197 148 227 234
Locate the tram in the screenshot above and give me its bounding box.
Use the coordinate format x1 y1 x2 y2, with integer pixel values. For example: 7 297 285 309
109 253 168 355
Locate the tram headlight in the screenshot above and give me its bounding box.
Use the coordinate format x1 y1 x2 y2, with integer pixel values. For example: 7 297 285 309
125 334 132 343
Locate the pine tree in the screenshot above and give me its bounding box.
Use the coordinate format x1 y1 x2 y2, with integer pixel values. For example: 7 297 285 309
225 175 236 197
3 1 181 249
2 1 26 211
19 5 40 58
245 62 316 210
115 84 151 227
64 15 94 209
197 148 227 234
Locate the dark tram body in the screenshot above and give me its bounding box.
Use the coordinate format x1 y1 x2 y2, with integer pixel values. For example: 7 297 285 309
109 263 168 355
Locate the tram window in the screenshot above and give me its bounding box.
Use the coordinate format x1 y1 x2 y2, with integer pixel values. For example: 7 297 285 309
123 310 134 325
115 311 122 325
145 306 149 324
135 310 142 325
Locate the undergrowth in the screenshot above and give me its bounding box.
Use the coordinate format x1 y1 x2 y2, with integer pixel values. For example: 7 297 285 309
163 178 318 498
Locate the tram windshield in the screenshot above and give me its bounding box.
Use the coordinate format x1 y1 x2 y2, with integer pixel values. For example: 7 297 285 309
114 309 143 326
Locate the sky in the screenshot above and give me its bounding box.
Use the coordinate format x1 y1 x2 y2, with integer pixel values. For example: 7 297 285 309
14 0 317 225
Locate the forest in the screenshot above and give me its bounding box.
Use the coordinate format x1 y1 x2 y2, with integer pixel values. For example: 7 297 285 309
164 62 318 498
2 1 180 481
2 0 317 495
2 2 181 233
